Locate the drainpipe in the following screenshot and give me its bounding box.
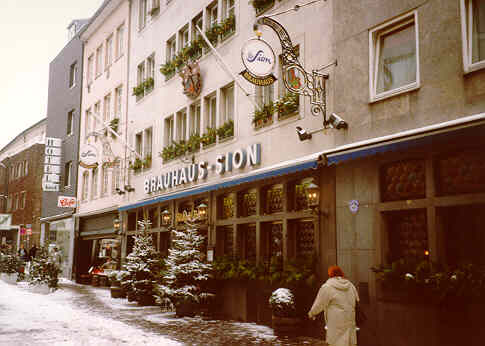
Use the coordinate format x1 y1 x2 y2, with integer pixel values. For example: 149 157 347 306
124 0 133 196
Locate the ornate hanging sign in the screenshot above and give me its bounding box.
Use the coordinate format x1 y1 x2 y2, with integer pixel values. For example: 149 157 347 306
79 144 99 169
240 38 277 86
179 61 202 98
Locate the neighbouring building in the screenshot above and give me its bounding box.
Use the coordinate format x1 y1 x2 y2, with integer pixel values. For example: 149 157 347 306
0 119 47 253
119 0 335 326
40 19 89 280
74 0 131 282
325 1 485 345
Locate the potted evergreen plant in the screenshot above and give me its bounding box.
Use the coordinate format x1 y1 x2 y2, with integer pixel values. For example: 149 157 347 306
269 288 301 336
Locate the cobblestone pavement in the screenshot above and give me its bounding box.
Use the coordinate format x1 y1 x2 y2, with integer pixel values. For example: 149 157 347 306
61 281 328 346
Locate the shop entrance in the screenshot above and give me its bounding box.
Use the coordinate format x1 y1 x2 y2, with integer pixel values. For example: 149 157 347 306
439 203 485 267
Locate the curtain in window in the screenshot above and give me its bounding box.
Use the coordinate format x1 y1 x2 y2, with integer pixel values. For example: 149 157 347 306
377 23 416 93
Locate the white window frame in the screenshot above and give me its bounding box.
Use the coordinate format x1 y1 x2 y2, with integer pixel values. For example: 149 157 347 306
222 83 234 124
116 24 125 58
165 116 174 146
103 94 111 123
85 108 92 141
115 86 123 118
87 54 94 84
139 0 148 30
369 10 420 103
223 0 235 19
95 45 103 77
206 94 217 129
179 26 190 50
190 102 201 136
102 166 109 196
69 62 77 88
167 36 176 62
82 171 89 201
64 161 72 188
461 0 485 73
176 109 187 141
105 35 113 68
112 161 121 193
67 110 74 135
91 167 98 199
94 102 101 132
23 160 28 176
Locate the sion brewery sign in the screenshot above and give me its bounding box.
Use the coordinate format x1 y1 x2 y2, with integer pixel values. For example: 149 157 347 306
144 143 261 194
240 38 276 86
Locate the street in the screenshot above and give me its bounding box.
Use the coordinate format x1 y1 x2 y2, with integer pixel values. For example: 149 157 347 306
0 280 326 346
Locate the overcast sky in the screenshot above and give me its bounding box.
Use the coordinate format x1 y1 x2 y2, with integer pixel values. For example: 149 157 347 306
0 0 104 149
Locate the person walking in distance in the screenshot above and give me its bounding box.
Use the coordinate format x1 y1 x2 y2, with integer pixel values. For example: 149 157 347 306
308 266 359 346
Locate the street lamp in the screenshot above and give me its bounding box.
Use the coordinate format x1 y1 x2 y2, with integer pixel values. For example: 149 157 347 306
197 203 208 221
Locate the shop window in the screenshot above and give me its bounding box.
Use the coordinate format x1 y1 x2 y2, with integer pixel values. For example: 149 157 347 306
237 224 256 261
435 150 485 196
265 184 283 214
261 222 282 261
288 178 313 211
219 193 235 219
384 209 428 263
440 204 485 267
239 189 257 217
137 209 145 227
127 212 137 231
177 201 193 225
148 207 159 228
216 226 234 256
296 220 315 257
159 231 171 258
380 159 425 202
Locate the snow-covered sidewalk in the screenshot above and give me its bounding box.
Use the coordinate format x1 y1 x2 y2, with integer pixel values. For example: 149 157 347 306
0 279 181 346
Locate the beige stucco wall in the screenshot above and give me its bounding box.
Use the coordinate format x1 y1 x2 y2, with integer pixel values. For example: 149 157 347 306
77 0 130 216
124 0 336 205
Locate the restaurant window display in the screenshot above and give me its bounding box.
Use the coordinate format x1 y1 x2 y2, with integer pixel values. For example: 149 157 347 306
236 223 256 261
239 189 257 217
49 218 73 278
220 193 235 219
265 184 283 214
261 222 283 260
91 238 120 272
216 225 234 256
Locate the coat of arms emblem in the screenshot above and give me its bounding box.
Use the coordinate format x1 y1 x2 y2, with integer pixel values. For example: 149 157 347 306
179 61 202 98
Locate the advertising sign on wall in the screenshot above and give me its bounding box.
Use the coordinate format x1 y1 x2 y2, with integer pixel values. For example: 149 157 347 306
240 38 277 86
79 144 99 169
42 137 62 192
58 196 77 208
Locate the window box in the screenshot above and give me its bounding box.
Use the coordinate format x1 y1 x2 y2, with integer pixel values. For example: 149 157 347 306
187 133 202 153
143 154 152 169
201 127 217 147
369 10 419 102
253 0 275 16
275 93 299 120
253 103 274 129
132 84 145 97
205 25 220 47
220 14 236 41
130 157 143 173
144 77 154 93
217 120 234 140
160 61 176 80
161 144 176 162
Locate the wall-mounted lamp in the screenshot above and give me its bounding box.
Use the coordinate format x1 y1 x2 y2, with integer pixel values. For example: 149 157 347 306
197 202 208 221
115 188 126 195
306 182 320 209
161 209 171 226
113 217 121 235
124 185 135 192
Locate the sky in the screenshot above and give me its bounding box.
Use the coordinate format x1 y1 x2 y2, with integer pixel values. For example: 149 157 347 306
0 0 104 149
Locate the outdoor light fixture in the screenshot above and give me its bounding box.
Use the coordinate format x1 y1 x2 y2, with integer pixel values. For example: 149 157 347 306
161 209 171 226
296 126 312 141
197 203 208 221
113 217 121 234
115 188 125 195
328 113 348 130
124 184 135 192
306 182 320 209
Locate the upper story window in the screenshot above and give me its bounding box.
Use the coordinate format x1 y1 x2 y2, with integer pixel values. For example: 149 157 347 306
102 166 109 196
369 10 419 102
205 94 217 129
150 0 160 16
165 116 174 146
461 0 485 73
135 128 153 168
179 26 190 50
189 102 201 136
87 54 94 84
16 162 23 178
192 13 203 40
91 167 99 199
64 161 72 188
85 108 92 140
111 160 121 193
23 160 28 176
115 86 123 118
103 94 111 123
176 109 187 141
95 45 103 77
223 0 235 19
256 84 274 107
105 35 113 68
146 54 155 94
221 83 234 124
167 36 176 62
69 62 77 88
116 24 125 58
82 171 89 201
139 0 148 30
208 2 218 29
67 110 74 135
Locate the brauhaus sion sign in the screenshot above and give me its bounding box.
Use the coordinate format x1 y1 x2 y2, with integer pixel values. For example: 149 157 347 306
144 143 261 194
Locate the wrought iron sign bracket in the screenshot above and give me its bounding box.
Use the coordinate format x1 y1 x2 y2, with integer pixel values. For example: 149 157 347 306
256 16 341 129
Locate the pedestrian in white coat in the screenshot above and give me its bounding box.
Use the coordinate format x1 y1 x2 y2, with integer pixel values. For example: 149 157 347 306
308 266 359 346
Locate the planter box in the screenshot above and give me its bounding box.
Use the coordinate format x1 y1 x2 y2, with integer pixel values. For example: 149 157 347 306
175 301 196 317
272 315 301 337
254 118 273 130
30 283 50 295
111 286 126 299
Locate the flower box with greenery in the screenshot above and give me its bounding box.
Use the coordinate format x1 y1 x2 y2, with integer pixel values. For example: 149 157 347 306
217 120 234 141
205 25 220 47
372 257 485 305
220 14 236 41
187 133 202 153
252 0 275 16
144 77 154 93
186 39 204 61
160 144 176 162
269 288 301 336
275 93 299 120
143 153 152 169
252 103 274 129
130 157 143 172
160 60 177 80
201 127 217 147
132 84 145 98
108 270 128 298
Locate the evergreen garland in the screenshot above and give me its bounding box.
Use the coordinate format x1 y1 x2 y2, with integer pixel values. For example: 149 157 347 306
122 220 162 305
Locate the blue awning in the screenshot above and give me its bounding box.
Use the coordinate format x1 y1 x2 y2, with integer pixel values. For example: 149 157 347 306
324 114 485 166
119 154 320 212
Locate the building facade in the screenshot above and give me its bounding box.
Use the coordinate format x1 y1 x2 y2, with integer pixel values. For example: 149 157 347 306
119 0 335 324
0 119 47 253
41 19 89 279
327 0 485 345
75 0 131 281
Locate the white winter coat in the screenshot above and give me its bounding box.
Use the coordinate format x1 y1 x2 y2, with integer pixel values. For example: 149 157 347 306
308 277 359 346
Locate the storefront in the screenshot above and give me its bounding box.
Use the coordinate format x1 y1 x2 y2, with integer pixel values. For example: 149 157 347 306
119 153 336 323
46 217 75 279
75 209 121 283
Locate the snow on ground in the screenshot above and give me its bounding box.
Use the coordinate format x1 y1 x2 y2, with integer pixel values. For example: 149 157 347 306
0 280 181 346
